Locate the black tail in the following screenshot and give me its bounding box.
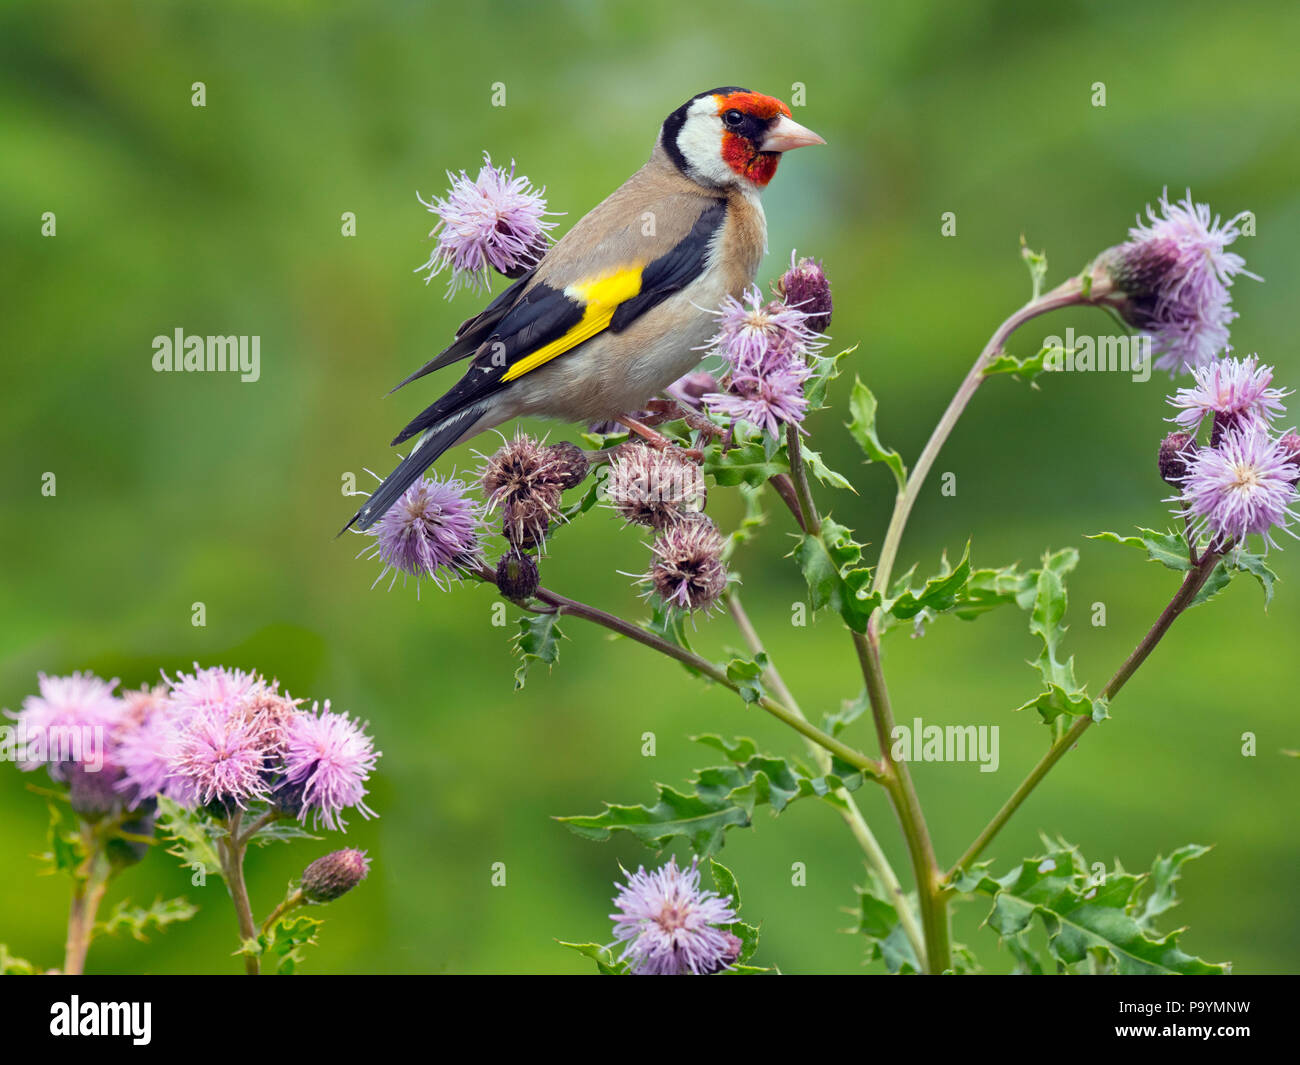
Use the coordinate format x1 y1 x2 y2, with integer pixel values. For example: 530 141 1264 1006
339 406 486 535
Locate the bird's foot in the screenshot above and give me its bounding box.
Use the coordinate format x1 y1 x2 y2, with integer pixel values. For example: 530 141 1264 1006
618 412 704 463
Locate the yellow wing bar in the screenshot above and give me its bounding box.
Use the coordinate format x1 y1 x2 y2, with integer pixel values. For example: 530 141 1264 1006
500 266 643 382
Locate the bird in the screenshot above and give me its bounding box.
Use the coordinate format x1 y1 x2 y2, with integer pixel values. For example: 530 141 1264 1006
344 86 824 533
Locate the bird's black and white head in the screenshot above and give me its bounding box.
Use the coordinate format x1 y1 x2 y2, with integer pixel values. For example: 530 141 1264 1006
660 86 824 191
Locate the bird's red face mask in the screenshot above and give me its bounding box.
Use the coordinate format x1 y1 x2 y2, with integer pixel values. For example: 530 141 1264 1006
713 91 824 187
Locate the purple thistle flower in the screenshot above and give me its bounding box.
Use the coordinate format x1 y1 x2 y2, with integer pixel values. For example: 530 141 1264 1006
168 664 266 718
364 473 485 592
6 672 122 777
610 856 739 975
701 285 819 437
1179 426 1299 549
705 361 812 438
279 704 380 832
642 518 728 614
167 705 273 810
415 153 556 296
703 285 823 375
1168 354 1289 432
114 687 185 807
1100 189 1259 373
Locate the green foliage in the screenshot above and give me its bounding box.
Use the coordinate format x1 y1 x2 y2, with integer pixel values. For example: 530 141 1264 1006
40 799 85 878
882 543 973 621
703 433 787 487
822 688 869 736
1020 238 1049 299
805 345 857 411
513 611 564 690
0 944 37 975
241 911 324 975
982 341 1066 386
1008 548 1097 724
245 817 322 848
952 838 1228 975
851 872 921 974
846 377 906 489
725 653 767 703
1088 529 1279 608
793 517 877 632
155 796 222 875
557 735 864 855
94 896 198 942
557 940 630 974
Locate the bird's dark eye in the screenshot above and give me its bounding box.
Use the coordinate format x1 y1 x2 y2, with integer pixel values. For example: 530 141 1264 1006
723 109 744 128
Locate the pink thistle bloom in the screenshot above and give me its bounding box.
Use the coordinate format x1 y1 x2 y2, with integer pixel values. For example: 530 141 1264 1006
415 153 556 296
610 857 740 975
1105 190 1259 372
168 664 266 718
167 705 273 809
704 361 811 438
703 285 824 375
363 473 485 592
1168 354 1289 432
279 704 380 832
5 671 122 776
1179 426 1300 549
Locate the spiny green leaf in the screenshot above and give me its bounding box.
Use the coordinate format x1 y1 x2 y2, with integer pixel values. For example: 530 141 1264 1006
955 838 1228 975
557 940 630 975
703 435 787 487
883 543 973 621
1016 548 1092 724
792 518 879 632
846 377 906 489
801 445 857 493
851 872 920 974
94 896 198 942
822 688 869 736
805 345 857 410
558 742 863 855
1088 528 1191 571
155 796 222 877
513 612 564 690
246 911 323 975
1021 237 1048 299
725 654 767 703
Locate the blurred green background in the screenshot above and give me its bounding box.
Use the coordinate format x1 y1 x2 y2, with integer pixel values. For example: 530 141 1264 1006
2 0 1297 975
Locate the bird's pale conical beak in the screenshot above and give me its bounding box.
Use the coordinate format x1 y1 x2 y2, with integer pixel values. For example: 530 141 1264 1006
761 115 826 152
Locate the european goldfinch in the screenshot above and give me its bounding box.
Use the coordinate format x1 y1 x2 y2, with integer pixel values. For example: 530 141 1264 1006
345 87 824 532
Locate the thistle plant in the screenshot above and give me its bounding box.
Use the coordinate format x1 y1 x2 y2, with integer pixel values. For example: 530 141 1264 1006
1 665 380 975
361 168 1291 974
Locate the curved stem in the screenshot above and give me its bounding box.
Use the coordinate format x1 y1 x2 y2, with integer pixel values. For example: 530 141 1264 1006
527 584 881 778
62 822 111 975
260 890 305 938
869 278 1087 621
786 425 949 972
948 548 1223 880
220 813 260 976
726 590 926 967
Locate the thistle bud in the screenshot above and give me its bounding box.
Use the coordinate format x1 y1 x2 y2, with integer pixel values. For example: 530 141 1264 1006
545 441 591 490
503 491 556 550
703 932 744 974
301 848 371 903
1158 431 1195 485
107 806 157 869
644 516 728 614
496 550 540 600
606 443 707 529
68 765 123 821
775 254 832 333
668 371 719 410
